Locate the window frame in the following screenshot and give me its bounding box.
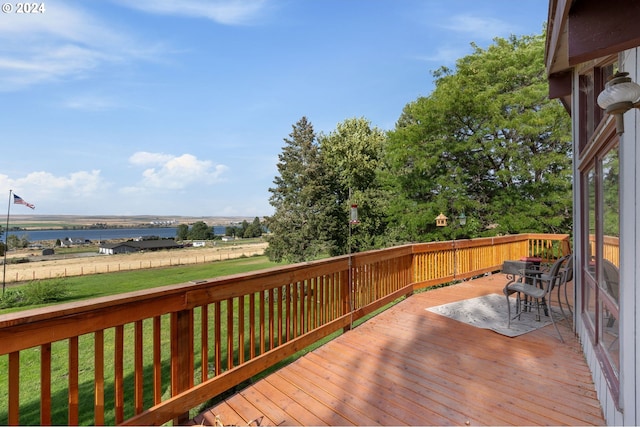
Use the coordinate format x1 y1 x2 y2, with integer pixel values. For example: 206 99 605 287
577 61 621 406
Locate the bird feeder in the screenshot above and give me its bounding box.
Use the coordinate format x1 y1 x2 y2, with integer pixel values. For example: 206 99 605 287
435 213 448 227
350 204 359 224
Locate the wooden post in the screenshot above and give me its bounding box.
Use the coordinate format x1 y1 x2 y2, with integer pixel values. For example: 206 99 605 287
342 269 351 333
171 309 194 425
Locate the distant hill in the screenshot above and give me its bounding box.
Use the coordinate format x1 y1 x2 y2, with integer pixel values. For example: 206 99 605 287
8 215 262 230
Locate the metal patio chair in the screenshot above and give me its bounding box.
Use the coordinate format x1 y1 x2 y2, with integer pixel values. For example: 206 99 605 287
504 254 571 342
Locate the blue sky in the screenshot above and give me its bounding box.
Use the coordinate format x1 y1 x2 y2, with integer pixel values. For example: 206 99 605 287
1 0 548 217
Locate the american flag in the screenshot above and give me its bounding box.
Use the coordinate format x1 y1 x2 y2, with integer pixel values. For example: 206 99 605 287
14 194 35 209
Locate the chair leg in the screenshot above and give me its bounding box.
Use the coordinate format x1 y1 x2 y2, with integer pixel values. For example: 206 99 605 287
554 287 569 324
542 298 564 343
564 282 573 316
505 289 514 328
506 292 511 328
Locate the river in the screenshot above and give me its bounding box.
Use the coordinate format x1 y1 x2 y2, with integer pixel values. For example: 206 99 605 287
7 226 227 242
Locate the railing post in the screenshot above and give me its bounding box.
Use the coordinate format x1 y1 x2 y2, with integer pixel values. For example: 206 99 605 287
342 268 351 332
171 309 194 425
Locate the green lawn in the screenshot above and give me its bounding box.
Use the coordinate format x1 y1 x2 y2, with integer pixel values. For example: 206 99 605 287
2 255 277 313
0 254 403 425
0 255 280 425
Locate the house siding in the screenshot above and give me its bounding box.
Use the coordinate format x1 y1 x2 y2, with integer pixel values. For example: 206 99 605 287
570 48 638 425
622 48 640 427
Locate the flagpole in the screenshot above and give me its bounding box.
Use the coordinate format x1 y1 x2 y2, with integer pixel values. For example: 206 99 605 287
3 189 12 297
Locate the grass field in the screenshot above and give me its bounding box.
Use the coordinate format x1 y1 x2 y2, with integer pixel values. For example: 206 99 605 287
0 250 405 425
0 255 281 425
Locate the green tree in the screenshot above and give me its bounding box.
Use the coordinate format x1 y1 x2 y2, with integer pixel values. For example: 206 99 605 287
6 234 26 250
188 221 213 240
176 224 189 241
384 33 572 242
319 117 389 254
244 217 263 238
265 117 331 262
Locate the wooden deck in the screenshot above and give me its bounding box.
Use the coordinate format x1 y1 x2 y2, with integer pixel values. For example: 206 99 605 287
190 273 605 426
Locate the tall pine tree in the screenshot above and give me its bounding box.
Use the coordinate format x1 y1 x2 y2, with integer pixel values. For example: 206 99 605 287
265 117 332 262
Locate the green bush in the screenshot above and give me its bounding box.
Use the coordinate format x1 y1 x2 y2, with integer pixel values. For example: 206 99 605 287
0 288 25 308
22 278 69 305
0 278 69 308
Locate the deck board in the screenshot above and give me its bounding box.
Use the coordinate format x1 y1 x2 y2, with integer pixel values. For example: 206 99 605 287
191 274 605 426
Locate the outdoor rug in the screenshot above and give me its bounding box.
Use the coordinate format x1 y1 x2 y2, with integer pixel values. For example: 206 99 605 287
426 293 556 337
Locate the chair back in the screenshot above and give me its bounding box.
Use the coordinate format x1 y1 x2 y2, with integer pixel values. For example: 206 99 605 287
545 254 571 292
602 259 619 303
563 255 574 282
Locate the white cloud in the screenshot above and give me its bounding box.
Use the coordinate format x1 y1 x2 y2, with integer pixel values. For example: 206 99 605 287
414 46 469 65
0 2 164 91
442 14 515 40
115 0 269 25
128 151 228 190
129 151 175 166
62 94 120 111
0 170 109 207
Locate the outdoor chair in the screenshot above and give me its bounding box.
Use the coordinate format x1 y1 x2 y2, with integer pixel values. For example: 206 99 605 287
556 254 574 318
603 259 619 328
503 254 571 342
601 259 620 349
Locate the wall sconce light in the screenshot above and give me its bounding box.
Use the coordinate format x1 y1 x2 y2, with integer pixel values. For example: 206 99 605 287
458 212 467 226
597 71 640 135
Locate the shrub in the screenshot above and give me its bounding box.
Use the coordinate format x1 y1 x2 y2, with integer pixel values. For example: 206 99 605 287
22 278 69 305
0 278 69 308
0 288 26 308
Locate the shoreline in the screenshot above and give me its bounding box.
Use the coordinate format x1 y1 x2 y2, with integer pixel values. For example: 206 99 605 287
6 214 261 230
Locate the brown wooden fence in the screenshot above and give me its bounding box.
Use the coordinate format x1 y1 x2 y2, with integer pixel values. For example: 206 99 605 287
0 233 570 426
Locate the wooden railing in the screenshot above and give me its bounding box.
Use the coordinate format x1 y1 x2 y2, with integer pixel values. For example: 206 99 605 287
0 233 570 426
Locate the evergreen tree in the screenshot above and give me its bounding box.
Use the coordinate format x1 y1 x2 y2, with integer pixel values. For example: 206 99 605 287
265 117 330 262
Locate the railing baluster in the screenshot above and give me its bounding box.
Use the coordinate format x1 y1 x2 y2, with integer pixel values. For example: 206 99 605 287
114 325 124 424
238 295 245 365
268 288 274 350
215 301 222 376
259 291 266 354
134 320 143 414
201 306 209 383
94 331 105 426
226 298 233 370
40 343 52 426
153 316 162 404
8 351 19 426
250 293 256 359
68 336 79 426
277 286 283 346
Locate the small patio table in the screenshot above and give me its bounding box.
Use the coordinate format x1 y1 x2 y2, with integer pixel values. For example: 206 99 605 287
502 257 543 313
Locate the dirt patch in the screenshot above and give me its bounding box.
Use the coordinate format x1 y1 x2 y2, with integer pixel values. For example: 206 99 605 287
2 242 268 284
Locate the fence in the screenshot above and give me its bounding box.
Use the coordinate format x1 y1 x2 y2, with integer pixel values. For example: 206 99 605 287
2 244 267 283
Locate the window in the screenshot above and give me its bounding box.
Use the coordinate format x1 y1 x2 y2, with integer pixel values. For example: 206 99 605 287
580 135 620 403
578 59 620 406
578 65 614 154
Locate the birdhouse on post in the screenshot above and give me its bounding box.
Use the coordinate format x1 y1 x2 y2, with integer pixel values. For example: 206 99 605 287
435 213 448 227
